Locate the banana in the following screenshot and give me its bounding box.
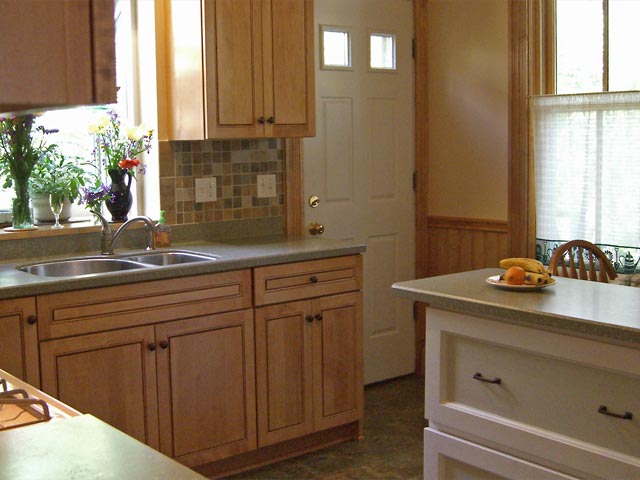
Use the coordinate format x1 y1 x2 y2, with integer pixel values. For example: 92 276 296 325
499 257 551 276
524 272 552 285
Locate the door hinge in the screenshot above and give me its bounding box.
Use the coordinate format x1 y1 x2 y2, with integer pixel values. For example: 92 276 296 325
412 37 416 59
413 170 417 192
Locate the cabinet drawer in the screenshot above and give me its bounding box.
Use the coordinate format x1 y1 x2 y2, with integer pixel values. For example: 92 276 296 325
37 270 252 339
426 308 640 479
253 255 362 306
424 428 579 480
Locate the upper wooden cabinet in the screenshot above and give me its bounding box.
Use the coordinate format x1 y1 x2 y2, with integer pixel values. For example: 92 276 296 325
157 0 315 140
0 0 117 116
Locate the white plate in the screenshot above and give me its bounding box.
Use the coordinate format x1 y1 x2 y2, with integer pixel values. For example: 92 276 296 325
485 275 556 291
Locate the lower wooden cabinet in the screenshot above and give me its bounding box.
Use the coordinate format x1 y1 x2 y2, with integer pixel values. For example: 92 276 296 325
0 297 39 386
255 292 363 447
40 309 256 467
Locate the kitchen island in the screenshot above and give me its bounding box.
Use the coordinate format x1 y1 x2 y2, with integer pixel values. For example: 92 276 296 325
392 268 640 480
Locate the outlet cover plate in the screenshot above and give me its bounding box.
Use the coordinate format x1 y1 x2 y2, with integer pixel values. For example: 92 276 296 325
257 174 276 198
195 177 217 202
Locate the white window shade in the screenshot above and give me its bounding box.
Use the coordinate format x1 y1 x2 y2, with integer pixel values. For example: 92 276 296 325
531 91 640 248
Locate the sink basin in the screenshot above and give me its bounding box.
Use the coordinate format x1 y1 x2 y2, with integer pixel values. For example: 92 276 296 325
19 257 151 277
124 251 218 266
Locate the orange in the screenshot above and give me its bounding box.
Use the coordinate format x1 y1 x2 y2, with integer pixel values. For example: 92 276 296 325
504 266 526 285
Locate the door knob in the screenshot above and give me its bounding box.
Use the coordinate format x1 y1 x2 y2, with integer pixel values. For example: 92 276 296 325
308 222 325 235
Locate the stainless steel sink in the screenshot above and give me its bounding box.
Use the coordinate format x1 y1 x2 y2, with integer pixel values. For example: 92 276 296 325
18 257 151 277
124 251 218 266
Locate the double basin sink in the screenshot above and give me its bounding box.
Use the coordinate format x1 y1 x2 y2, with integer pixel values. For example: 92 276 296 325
18 251 218 278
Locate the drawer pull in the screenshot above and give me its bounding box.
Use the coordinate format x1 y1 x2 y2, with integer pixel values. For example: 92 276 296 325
306 315 314 323
473 372 502 384
598 405 633 420
310 275 319 284
315 313 323 321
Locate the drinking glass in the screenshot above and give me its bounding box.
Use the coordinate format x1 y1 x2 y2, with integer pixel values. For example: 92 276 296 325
49 193 64 229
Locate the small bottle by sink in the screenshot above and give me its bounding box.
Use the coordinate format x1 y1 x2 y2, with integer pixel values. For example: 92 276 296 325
154 211 171 248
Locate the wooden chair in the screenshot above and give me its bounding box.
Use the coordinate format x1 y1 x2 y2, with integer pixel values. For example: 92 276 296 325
548 240 617 283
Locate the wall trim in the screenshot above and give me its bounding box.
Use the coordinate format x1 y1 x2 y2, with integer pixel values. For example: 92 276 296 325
284 138 304 238
427 216 508 234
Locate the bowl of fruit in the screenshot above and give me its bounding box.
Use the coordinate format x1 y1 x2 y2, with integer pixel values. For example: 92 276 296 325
486 258 555 290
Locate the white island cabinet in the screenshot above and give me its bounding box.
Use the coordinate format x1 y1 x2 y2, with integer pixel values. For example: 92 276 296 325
392 268 640 480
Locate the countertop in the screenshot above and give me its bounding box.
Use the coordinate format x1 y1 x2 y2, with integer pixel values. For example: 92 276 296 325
392 268 640 346
0 414 206 480
0 236 366 299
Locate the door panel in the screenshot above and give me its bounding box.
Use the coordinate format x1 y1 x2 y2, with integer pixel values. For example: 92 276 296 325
304 0 415 383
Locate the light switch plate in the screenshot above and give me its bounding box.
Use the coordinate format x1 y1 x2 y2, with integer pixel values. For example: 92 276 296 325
257 174 276 198
195 177 217 202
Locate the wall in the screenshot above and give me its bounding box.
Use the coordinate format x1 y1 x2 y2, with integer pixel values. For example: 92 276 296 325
157 139 284 226
426 0 509 221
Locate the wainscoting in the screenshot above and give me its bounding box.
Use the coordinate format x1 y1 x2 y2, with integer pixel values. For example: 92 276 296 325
415 216 509 375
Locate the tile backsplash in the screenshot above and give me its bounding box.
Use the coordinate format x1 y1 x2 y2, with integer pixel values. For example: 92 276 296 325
159 139 285 225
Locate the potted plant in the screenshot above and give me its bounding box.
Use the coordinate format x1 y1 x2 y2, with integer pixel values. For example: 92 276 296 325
29 148 87 224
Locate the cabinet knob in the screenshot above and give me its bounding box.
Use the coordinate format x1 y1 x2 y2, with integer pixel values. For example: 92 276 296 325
26 315 37 325
315 313 323 321
258 116 266 124
148 343 156 351
306 315 314 323
310 275 318 284
267 116 275 124
159 340 169 349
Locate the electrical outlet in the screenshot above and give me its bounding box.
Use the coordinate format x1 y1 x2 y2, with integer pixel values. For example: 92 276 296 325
257 174 276 198
195 177 217 202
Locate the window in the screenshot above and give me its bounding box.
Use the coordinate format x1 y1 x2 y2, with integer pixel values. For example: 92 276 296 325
321 25 352 70
534 0 640 266
369 33 396 71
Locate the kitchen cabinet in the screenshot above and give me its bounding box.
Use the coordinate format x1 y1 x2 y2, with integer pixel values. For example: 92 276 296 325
424 307 640 479
38 271 255 466
0 297 39 386
157 0 315 140
0 0 116 115
254 256 363 447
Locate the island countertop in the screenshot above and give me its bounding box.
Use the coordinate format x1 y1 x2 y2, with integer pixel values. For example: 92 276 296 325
392 268 640 346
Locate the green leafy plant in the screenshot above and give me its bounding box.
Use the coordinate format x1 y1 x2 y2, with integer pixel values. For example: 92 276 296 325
29 149 87 203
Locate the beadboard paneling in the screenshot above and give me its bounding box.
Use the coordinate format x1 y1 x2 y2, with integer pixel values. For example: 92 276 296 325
427 216 509 277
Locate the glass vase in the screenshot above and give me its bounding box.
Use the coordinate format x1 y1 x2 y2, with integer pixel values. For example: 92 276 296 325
11 181 34 229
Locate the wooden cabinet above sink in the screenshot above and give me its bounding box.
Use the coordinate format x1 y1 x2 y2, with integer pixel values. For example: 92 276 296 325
156 0 315 140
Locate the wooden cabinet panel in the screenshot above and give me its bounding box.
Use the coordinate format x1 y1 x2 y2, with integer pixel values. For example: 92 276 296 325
40 326 159 449
156 309 257 466
256 291 363 447
255 300 314 446
0 297 39 386
312 292 363 431
254 255 362 306
0 0 116 114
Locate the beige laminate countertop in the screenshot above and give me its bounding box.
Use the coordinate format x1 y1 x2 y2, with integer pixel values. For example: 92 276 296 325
0 236 366 299
392 268 640 346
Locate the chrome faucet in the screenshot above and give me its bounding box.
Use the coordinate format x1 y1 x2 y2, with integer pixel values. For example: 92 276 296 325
91 211 155 255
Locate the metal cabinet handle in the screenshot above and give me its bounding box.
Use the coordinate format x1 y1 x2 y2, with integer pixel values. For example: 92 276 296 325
148 343 156 351
267 116 275 124
258 116 266 124
310 275 318 284
159 340 169 349
306 315 314 323
315 313 323 321
27 315 37 325
598 405 633 420
473 372 502 384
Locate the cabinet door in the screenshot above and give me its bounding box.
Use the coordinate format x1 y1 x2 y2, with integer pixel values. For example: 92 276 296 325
255 300 314 447
40 326 159 448
0 297 39 386
312 292 363 431
262 0 315 137
0 0 115 114
203 0 264 138
156 309 257 466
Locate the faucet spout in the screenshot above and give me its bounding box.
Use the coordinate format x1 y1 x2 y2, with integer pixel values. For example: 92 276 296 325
91 211 155 255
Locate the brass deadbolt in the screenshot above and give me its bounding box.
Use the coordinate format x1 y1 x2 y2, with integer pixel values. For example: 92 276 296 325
308 195 320 208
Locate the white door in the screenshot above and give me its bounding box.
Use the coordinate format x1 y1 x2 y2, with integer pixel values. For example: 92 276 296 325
303 0 415 384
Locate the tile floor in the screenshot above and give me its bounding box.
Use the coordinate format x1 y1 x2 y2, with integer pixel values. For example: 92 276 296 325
224 374 425 480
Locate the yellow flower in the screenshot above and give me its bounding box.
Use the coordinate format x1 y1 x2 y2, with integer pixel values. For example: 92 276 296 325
127 125 145 141
88 114 110 134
